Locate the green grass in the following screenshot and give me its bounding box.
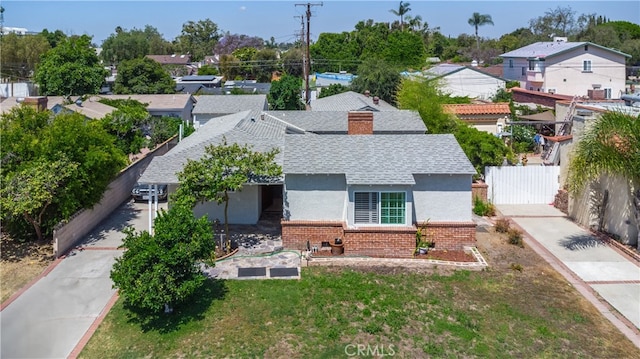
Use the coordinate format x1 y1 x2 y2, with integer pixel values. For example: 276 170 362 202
80 266 640 359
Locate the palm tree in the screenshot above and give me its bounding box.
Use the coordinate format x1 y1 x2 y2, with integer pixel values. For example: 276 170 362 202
467 12 494 50
405 14 423 32
567 111 640 248
389 1 411 31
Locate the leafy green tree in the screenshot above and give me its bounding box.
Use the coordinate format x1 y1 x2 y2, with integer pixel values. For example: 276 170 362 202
175 19 221 61
310 32 360 73
40 29 67 48
218 54 240 81
111 204 214 314
468 12 494 51
397 77 511 174
100 25 174 65
389 1 411 31
252 48 278 82
197 65 219 75
34 35 108 96
383 30 426 68
0 106 127 241
268 75 304 110
148 116 195 148
1 157 78 241
396 77 457 133
350 58 401 106
281 48 304 77
99 99 150 155
232 47 257 79
318 84 350 99
0 33 50 81
454 125 511 175
567 111 640 246
114 57 176 94
175 140 281 250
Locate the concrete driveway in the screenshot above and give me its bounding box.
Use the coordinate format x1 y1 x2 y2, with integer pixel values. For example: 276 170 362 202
0 200 164 359
496 204 640 345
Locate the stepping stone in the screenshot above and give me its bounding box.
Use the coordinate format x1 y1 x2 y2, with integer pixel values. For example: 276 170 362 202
238 267 267 277
270 267 299 277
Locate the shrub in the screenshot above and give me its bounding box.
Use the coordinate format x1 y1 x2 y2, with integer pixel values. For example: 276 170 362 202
507 228 524 247
473 197 496 217
494 218 510 233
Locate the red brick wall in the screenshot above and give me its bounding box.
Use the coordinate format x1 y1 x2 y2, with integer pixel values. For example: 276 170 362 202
281 220 344 251
419 221 477 251
347 111 373 135
281 220 477 257
344 227 415 258
472 181 488 202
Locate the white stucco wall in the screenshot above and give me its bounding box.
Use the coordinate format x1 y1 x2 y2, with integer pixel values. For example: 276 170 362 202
502 58 528 82
412 174 472 222
192 184 261 224
544 46 627 98
284 174 347 221
441 68 506 100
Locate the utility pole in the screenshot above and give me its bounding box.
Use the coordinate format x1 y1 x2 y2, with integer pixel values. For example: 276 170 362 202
295 2 322 109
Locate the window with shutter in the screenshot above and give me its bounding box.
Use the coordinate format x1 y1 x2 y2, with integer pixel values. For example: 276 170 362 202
355 192 378 224
354 191 405 225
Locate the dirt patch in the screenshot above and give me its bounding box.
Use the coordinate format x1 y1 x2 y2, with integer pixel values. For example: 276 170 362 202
418 249 476 262
1 234 55 303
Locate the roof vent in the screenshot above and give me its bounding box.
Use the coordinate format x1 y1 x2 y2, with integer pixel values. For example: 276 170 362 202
373 96 379 105
553 37 568 43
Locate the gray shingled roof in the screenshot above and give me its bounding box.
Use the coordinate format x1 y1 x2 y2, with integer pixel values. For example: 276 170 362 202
264 110 426 134
310 91 397 111
284 134 476 184
138 110 285 185
193 94 268 114
500 41 631 59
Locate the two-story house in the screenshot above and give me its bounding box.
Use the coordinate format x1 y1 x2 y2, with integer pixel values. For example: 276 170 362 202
500 37 630 99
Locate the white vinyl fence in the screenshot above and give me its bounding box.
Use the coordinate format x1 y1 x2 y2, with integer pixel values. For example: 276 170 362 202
485 165 560 204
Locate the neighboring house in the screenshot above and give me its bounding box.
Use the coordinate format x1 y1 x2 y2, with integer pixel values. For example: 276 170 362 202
51 98 117 120
420 64 506 100
500 37 630 99
146 54 195 76
310 91 397 111
175 75 223 95
442 103 511 135
192 94 268 127
222 80 271 95
137 109 478 257
549 100 640 245
1 94 196 123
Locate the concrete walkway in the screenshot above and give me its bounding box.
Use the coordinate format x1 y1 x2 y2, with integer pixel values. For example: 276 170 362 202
0 201 158 359
496 204 640 346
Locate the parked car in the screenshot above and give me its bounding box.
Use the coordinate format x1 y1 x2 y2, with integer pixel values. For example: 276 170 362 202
131 183 168 202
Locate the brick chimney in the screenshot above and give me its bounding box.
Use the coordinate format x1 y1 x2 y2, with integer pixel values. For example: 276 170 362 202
348 111 373 135
22 96 48 111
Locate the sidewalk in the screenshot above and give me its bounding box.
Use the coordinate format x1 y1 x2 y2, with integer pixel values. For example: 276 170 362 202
496 204 640 347
0 201 158 359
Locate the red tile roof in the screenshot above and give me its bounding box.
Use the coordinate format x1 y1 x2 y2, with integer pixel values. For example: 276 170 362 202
442 103 511 116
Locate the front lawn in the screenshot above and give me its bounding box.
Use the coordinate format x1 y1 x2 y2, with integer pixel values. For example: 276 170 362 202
79 231 640 358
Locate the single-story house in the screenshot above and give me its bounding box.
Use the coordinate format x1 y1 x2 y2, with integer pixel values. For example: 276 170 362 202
420 64 507 100
309 91 397 111
192 94 268 127
1 94 196 123
137 107 477 258
443 103 511 135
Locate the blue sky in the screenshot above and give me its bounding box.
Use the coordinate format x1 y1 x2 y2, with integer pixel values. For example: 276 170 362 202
3 1 639 46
